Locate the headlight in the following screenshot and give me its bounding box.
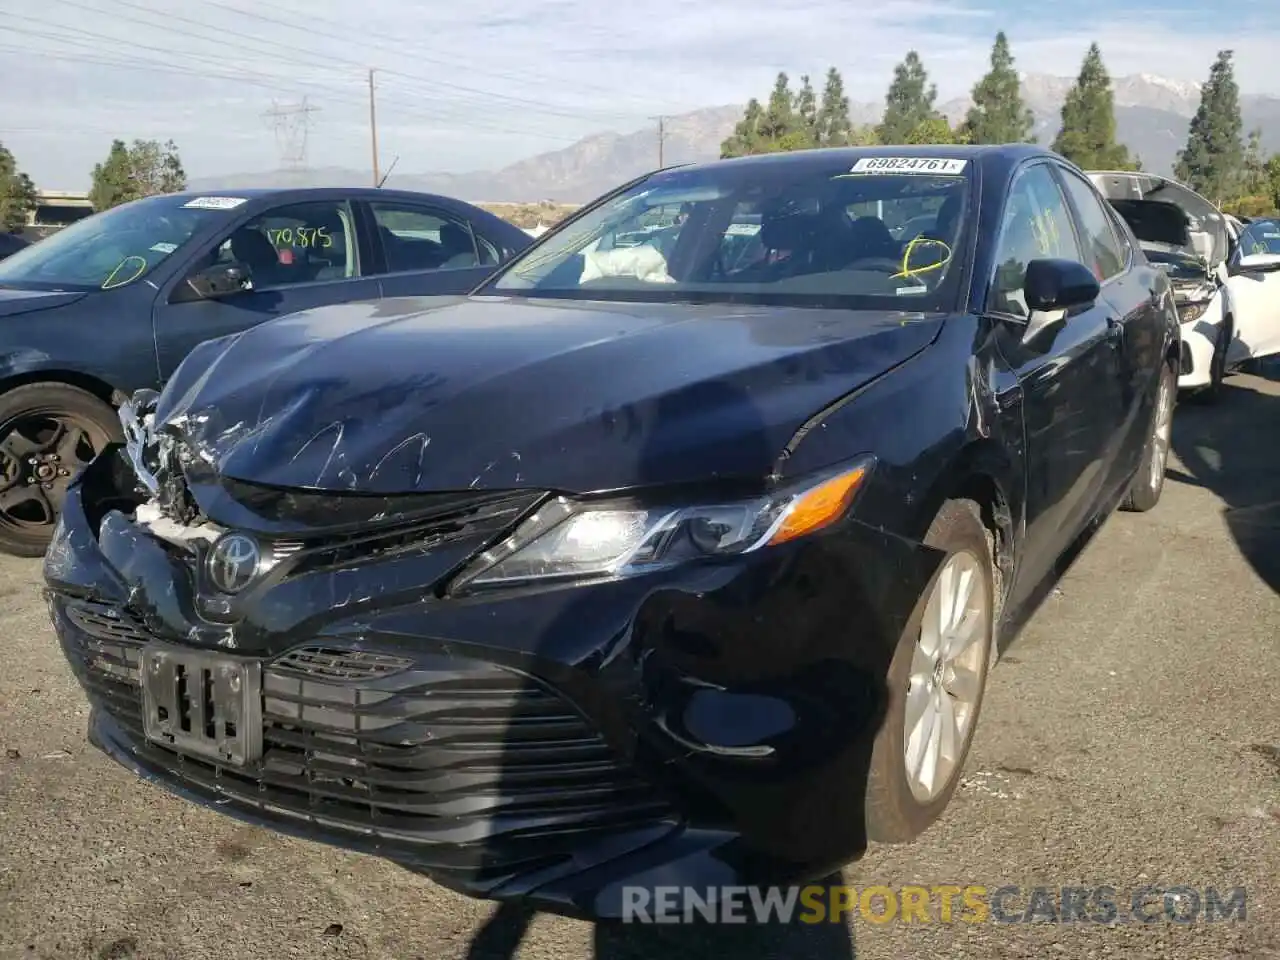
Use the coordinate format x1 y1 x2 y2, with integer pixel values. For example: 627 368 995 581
450 457 874 592
1178 300 1210 324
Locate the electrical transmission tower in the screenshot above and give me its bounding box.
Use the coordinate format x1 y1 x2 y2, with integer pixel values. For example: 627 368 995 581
262 98 320 180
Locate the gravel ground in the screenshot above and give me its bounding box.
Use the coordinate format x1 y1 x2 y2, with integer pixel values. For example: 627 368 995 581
1 373 1278 960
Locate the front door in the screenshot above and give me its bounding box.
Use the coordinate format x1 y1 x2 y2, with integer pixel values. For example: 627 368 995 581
153 199 380 381
989 162 1128 605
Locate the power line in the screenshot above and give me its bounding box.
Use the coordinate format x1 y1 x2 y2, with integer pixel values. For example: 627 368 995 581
87 0 639 124
0 21 588 143
199 0 664 113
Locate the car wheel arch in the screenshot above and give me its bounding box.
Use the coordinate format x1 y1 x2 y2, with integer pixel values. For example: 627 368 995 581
912 444 1016 620
0 369 122 410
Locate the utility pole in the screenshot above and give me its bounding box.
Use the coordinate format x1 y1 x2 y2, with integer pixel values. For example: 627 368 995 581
369 68 380 187
650 115 667 168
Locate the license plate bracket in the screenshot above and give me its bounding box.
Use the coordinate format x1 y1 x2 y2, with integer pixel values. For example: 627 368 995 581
141 645 263 766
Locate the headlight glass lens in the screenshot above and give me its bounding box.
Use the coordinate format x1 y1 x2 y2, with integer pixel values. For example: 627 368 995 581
452 458 872 591
1178 300 1210 324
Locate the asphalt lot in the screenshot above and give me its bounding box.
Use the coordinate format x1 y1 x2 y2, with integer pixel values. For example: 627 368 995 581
2 373 1279 960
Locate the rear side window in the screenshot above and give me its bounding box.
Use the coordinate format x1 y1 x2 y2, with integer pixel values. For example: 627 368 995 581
988 164 1082 318
1057 170 1127 281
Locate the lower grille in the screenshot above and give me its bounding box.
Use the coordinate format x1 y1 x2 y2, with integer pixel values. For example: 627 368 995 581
59 599 673 876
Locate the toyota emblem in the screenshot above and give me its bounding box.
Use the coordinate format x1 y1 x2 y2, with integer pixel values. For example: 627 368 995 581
206 533 262 594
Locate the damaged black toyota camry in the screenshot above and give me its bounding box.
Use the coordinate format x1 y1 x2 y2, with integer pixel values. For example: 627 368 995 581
45 145 1179 919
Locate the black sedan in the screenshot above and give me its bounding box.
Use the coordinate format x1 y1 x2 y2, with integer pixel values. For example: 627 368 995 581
0 187 531 556
45 145 1179 919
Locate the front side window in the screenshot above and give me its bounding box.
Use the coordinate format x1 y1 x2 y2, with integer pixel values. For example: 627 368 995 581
482 159 974 311
206 200 357 289
0 194 226 292
1058 171 1127 281
370 203 493 273
988 164 1083 318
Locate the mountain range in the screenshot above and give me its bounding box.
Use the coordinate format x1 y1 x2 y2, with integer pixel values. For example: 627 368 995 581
188 72 1280 203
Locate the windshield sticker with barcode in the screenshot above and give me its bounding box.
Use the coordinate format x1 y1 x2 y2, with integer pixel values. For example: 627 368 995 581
182 196 248 210
149 242 178 254
847 157 968 175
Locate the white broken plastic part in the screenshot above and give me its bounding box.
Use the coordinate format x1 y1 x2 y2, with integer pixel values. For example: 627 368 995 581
134 501 224 549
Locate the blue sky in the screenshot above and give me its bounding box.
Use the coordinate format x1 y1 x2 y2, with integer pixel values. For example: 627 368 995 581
4 0 1280 189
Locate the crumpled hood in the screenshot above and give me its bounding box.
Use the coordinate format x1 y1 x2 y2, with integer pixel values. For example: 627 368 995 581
153 296 946 495
0 287 88 318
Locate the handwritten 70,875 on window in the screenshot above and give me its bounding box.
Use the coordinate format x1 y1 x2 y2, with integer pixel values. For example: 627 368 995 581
267 226 333 248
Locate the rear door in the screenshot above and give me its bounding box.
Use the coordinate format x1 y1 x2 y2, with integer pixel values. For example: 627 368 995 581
1226 218 1280 363
362 199 504 298
153 198 380 380
991 162 1127 601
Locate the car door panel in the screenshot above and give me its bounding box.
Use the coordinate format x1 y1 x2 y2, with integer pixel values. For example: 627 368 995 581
1055 167 1156 497
989 163 1127 610
154 278 382 380
152 199 376 381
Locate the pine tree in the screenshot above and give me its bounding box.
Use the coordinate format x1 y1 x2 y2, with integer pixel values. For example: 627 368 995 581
89 138 186 211
815 67 852 147
1241 128 1266 195
795 75 818 143
0 142 38 233
964 32 1035 145
1175 50 1244 205
759 73 802 147
878 52 944 144
721 99 765 158
1052 44 1133 169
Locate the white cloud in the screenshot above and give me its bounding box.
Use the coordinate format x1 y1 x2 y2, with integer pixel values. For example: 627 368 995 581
2 0 1279 189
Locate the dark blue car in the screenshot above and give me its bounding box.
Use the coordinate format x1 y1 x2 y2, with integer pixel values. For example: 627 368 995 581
47 146 1179 919
0 187 531 555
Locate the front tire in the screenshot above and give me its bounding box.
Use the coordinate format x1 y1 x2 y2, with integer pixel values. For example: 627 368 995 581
0 383 121 558
1121 362 1176 513
865 498 996 843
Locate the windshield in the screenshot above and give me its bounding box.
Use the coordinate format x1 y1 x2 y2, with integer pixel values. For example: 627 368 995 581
483 157 972 310
0 194 233 292
1239 219 1280 255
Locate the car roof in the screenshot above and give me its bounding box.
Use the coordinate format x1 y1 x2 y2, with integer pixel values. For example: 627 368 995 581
163 186 480 206
673 143 1051 176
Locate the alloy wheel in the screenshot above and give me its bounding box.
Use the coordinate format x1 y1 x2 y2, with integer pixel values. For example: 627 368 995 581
0 414 100 535
903 549 991 803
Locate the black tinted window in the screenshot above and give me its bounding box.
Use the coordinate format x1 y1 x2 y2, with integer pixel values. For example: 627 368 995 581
1058 170 1127 281
989 164 1082 318
370 203 491 273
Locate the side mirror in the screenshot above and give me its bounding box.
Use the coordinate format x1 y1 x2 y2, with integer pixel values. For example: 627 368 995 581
1189 231 1214 264
178 262 250 301
1024 258 1101 312
1230 252 1280 276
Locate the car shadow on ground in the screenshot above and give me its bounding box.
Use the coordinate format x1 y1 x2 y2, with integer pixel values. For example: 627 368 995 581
464 894 857 960
1167 365 1280 594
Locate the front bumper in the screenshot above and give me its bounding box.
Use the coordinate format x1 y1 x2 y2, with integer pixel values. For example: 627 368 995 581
45 448 935 917
1174 295 1224 390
